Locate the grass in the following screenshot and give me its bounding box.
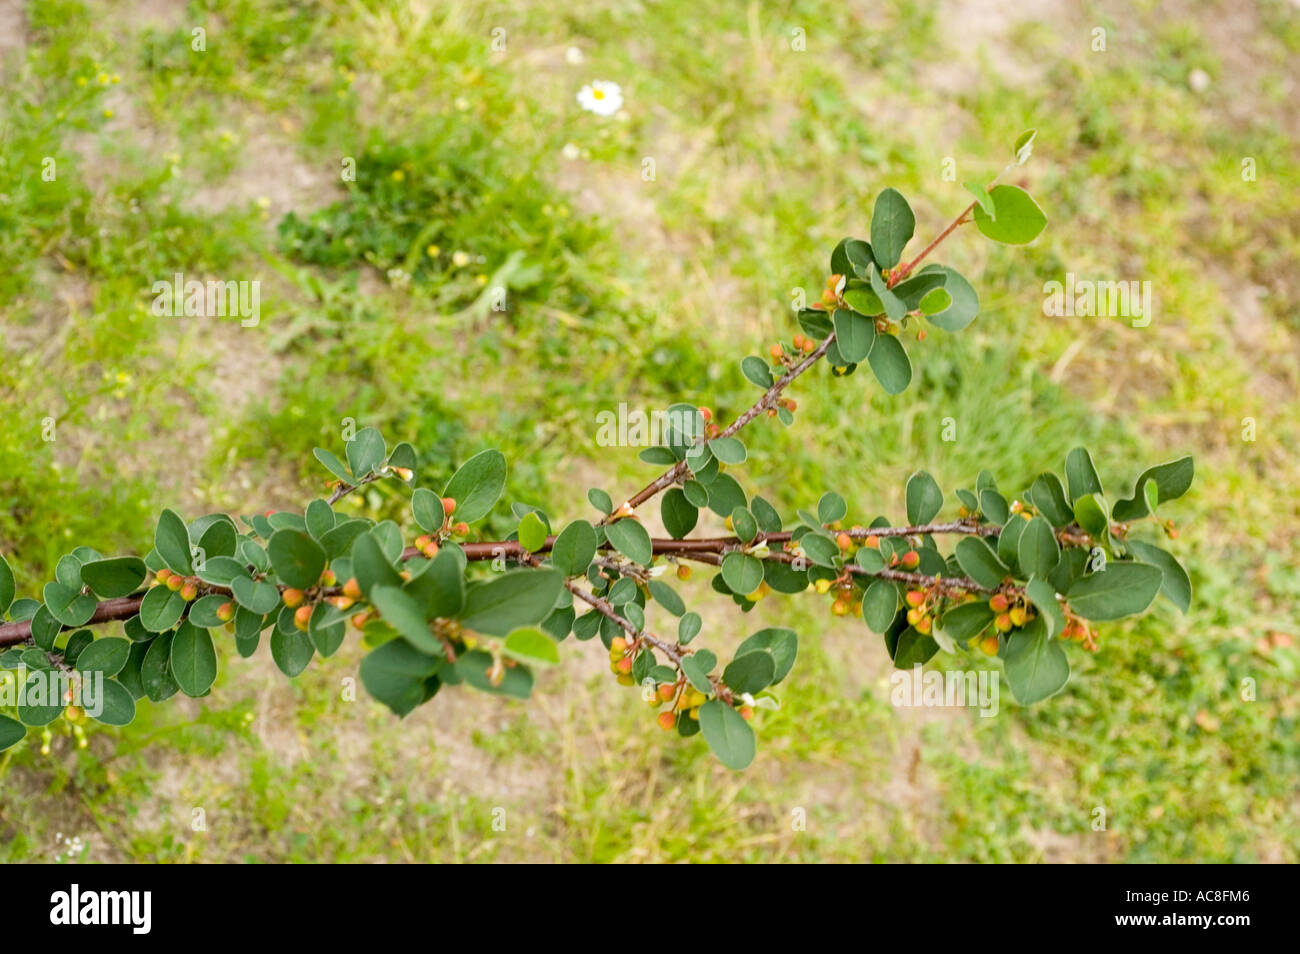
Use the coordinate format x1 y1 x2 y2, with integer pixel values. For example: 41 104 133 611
0 0 1297 863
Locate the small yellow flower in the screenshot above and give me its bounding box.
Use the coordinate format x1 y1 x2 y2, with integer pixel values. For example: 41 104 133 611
452 251 470 268
111 74 121 84
76 76 87 87
103 109 114 118
475 274 488 286
426 244 440 257
391 169 405 182
97 72 109 85
256 196 270 209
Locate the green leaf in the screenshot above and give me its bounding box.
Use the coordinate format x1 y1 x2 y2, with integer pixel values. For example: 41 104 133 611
1064 447 1103 503
817 492 847 525
979 488 1009 525
973 185 1046 244
517 512 548 553
734 628 797 683
861 578 899 633
639 446 677 466
455 649 533 699
30 605 60 650
443 449 508 523
154 508 193 575
360 639 441 717
698 699 756 770
42 581 97 627
314 447 354 483
267 529 326 590
308 603 347 657
411 488 443 533
660 489 698 540
1024 576 1066 638
0 715 25 752
587 488 613 515
1003 617 1069 704
270 628 315 678
708 437 747 465
1067 562 1164 621
963 181 996 216
681 649 716 692
647 580 686 616
1124 540 1192 613
831 237 874 278
678 612 702 644
345 427 387 478
1112 457 1195 522
1018 516 1060 579
74 637 130 677
720 552 764 596
939 601 995 642
866 333 911 394
62 630 93 666
91 679 137 726
229 576 282 616
458 569 563 636
955 537 1010 589
906 471 943 525
17 672 63 726
370 584 440 654
842 286 883 316
551 520 597 576
170 622 217 696
922 266 979 332
503 626 560 666
305 498 336 539
0 553 13 618
723 650 776 694
1073 494 1111 547
741 355 774 388
604 518 653 566
870 188 915 269
1013 128 1037 165
730 506 757 544
141 632 179 702
833 308 875 363
1029 473 1073 527
868 262 907 320
79 557 147 599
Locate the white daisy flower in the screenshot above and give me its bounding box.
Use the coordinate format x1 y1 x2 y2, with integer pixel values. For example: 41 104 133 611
577 80 623 116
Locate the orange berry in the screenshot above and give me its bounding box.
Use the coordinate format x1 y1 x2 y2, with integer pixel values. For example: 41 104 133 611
351 612 370 629
699 406 712 422
1009 606 1028 627
441 497 457 516
282 588 305 609
769 343 784 360
610 636 628 654
414 534 432 550
915 616 932 635
739 705 755 721
294 605 313 631
657 711 676 731
453 521 469 535
328 595 355 611
342 578 362 600
421 541 439 558
657 684 676 702
901 550 920 570
179 582 197 601
616 656 634 674
906 607 922 625
905 589 925 607
155 568 173 583
864 535 879 549
784 398 797 412
165 575 184 592
216 601 235 622
676 564 692 581
980 635 1000 656
994 613 1012 632
989 593 1009 612
836 532 852 551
